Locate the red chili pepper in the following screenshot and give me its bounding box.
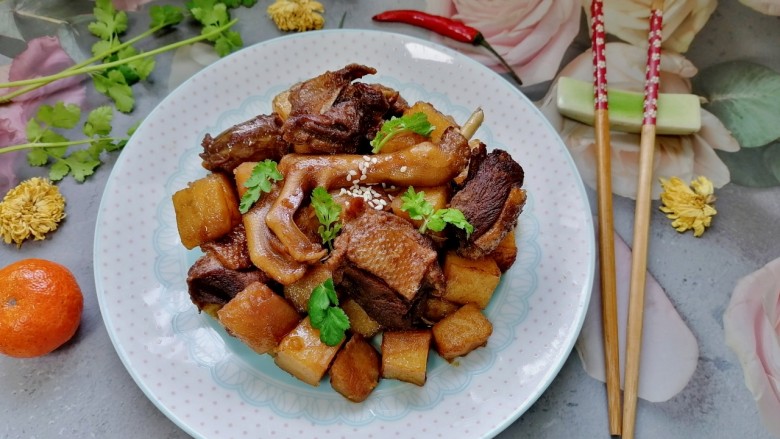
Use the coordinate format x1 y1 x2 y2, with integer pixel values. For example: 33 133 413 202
372 10 523 86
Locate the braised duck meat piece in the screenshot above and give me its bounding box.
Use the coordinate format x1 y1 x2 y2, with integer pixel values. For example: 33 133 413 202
282 82 391 154
267 126 471 263
200 223 252 270
450 148 526 259
186 253 269 312
287 63 377 117
330 208 445 330
199 113 290 174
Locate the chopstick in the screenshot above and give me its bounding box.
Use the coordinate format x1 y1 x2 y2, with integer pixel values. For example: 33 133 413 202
622 1 665 438
589 1 622 435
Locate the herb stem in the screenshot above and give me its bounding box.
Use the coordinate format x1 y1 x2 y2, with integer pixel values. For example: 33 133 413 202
0 19 237 95
0 138 121 155
0 24 170 103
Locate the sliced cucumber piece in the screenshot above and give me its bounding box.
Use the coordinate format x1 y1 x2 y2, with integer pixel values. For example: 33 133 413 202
556 76 701 135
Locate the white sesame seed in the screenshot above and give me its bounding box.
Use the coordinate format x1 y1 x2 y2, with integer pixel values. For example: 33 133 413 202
363 155 371 162
349 169 358 176
400 166 408 173
371 157 378 164
360 174 367 181
346 174 352 182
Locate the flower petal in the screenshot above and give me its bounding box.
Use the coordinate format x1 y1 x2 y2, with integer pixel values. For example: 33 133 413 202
724 257 780 437
576 223 699 402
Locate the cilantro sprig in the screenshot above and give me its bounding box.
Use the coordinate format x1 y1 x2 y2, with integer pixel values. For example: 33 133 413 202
0 12 237 106
239 160 283 213
0 103 133 182
307 278 350 346
401 187 474 236
187 0 251 56
370 112 435 153
310 187 342 250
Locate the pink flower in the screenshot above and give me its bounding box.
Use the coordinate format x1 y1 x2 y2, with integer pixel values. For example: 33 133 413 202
112 0 153 12
724 257 780 437
582 0 717 53
425 0 582 86
0 36 86 193
739 0 780 15
537 42 739 200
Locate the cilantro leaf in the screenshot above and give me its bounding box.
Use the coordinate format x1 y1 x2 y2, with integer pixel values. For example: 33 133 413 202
37 102 81 129
371 112 435 153
93 70 134 113
89 0 127 40
400 186 474 236
149 5 185 29
239 160 283 213
83 106 114 137
18 102 128 183
307 278 350 346
310 186 342 250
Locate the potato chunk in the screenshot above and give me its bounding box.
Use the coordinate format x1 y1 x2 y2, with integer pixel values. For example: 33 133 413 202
442 251 501 309
283 263 332 313
341 299 381 338
422 296 460 323
489 230 518 272
329 335 381 402
381 330 432 386
274 317 344 386
172 173 241 249
432 303 493 362
217 282 301 355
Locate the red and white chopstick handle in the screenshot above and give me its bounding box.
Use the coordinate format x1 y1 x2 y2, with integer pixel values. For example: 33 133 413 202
591 0 608 110
642 7 664 126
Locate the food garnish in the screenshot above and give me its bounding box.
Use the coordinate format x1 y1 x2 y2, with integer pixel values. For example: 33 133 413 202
659 176 716 237
238 159 283 214
267 0 325 32
372 10 523 86
401 186 473 236
370 112 434 153
310 186 342 250
0 258 83 358
0 177 66 247
307 278 350 346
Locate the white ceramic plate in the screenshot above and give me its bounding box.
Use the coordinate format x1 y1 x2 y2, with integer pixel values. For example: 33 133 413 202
94 30 594 439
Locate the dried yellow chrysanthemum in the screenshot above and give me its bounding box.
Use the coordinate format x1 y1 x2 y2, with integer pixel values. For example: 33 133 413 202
267 0 325 32
659 176 716 237
0 177 66 247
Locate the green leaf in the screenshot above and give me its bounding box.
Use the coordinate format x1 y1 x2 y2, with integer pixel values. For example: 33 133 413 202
91 39 116 58
27 149 49 167
94 70 134 113
83 106 114 137
49 161 70 181
400 186 473 235
25 118 44 142
63 150 101 182
37 102 81 129
307 278 349 346
239 160 283 213
715 142 780 187
692 61 780 148
310 186 342 249
400 187 433 220
214 30 242 57
371 112 434 153
149 5 185 28
129 56 156 81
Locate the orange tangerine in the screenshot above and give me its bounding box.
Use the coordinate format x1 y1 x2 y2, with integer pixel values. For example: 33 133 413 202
0 258 83 358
